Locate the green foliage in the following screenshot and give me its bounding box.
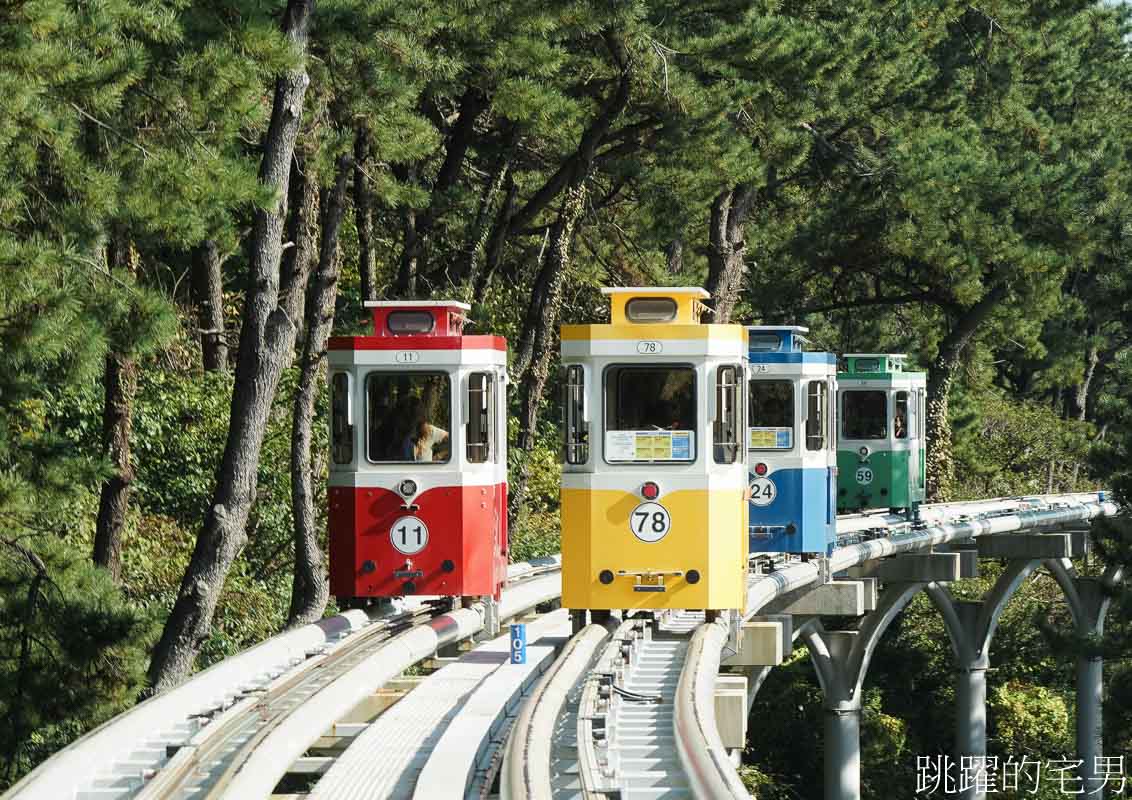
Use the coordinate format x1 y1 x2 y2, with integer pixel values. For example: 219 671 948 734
951 388 1095 499
2 0 1132 786
507 417 562 562
0 537 157 787
990 681 1072 756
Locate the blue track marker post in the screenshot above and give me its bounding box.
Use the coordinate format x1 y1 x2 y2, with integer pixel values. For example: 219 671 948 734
510 623 527 664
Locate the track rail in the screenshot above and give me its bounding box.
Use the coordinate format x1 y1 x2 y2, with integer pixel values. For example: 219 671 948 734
680 493 1118 800
149 568 561 799
8 557 561 800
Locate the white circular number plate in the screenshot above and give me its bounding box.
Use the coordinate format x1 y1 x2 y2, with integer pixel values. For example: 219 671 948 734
855 467 874 485
750 477 777 506
390 516 429 555
630 502 671 543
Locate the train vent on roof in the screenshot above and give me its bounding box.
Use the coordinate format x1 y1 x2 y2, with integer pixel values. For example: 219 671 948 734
601 287 711 325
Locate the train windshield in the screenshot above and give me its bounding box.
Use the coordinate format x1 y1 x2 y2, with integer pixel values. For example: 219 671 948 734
366 372 452 463
842 390 887 440
748 380 794 450
603 365 696 463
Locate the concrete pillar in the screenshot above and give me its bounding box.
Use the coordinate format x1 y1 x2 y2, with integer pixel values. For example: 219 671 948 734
927 559 1042 800
1044 561 1123 797
1077 654 1102 795
800 583 924 800
955 662 988 766
824 705 861 800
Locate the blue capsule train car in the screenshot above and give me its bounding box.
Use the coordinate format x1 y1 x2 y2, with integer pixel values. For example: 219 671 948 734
746 326 837 554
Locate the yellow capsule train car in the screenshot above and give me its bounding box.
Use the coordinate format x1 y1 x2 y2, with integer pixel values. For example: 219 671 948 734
560 287 748 624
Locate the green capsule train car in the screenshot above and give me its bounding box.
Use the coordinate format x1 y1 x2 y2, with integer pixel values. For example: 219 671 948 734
836 354 927 514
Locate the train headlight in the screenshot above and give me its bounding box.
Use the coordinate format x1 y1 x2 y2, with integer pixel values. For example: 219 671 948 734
858 446 869 459
754 462 768 477
641 481 661 500
398 479 418 498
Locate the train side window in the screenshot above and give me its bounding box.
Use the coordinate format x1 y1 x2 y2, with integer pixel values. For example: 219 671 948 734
917 389 926 439
366 372 451 463
466 372 494 464
841 390 887 440
894 391 909 439
748 380 794 450
714 365 741 464
331 372 353 464
806 380 828 451
563 365 588 464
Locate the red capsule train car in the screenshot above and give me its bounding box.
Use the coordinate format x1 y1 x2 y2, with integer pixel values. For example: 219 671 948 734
327 300 509 604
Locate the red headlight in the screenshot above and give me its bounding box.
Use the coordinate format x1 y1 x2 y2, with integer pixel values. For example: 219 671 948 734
641 481 660 500
754 463 768 476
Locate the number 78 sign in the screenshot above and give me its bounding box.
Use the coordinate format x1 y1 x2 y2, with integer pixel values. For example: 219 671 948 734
630 502 672 542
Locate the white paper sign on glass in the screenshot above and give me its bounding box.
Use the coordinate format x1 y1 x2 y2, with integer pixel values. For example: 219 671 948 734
604 430 694 462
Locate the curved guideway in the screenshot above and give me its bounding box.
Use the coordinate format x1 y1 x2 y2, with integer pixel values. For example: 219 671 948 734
309 608 573 799
685 493 1118 800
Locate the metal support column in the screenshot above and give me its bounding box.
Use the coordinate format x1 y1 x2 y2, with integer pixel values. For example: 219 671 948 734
927 559 1040 800
801 582 924 800
1077 653 1103 794
1045 560 1124 796
824 705 861 800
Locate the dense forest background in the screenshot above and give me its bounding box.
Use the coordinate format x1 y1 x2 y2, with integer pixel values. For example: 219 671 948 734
3 0 1132 794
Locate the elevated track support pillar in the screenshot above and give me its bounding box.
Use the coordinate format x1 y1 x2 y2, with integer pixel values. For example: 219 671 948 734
926 558 1043 800
801 582 925 800
1045 558 1123 796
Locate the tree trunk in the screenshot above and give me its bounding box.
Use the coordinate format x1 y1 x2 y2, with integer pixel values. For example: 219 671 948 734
415 87 488 287
288 153 350 628
395 200 418 297
93 229 138 581
925 285 1007 502
353 125 377 304
705 185 755 324
282 154 321 362
509 185 586 529
665 237 683 275
475 172 517 298
512 34 631 382
191 240 228 372
1070 334 1099 422
459 132 516 293
147 0 317 693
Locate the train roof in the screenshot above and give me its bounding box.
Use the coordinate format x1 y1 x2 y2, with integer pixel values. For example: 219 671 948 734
363 300 472 311
746 325 810 333
600 286 709 298
840 353 924 378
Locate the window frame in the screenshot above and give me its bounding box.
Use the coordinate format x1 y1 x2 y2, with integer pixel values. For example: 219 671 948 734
364 370 453 465
894 390 909 440
714 364 742 464
625 297 678 322
840 389 889 441
330 371 353 465
747 378 796 451
805 380 828 451
601 362 698 465
562 364 589 465
465 371 495 464
386 310 435 335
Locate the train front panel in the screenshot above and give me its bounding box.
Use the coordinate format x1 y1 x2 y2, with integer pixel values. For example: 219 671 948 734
746 326 837 555
560 288 748 612
327 301 509 602
836 354 927 513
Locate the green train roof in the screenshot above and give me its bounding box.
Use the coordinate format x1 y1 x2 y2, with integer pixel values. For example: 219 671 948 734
839 353 925 378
